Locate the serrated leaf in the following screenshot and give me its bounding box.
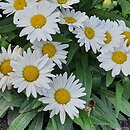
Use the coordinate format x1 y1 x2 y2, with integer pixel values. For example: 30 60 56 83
92 94 120 129
74 110 95 130
90 115 109 126
106 72 114 87
91 106 110 126
100 89 130 118
28 113 43 130
9 110 37 130
115 83 123 117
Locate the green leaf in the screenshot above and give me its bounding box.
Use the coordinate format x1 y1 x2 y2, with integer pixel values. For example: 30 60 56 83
83 69 92 101
76 61 84 83
91 106 110 126
106 72 114 87
9 92 26 107
0 97 10 117
117 0 130 15
79 0 93 12
90 115 109 126
46 116 73 130
0 90 12 102
9 110 37 130
67 41 79 65
115 83 123 117
122 77 130 100
100 89 130 118
0 16 16 33
92 94 120 129
89 8 130 27
28 113 43 130
92 72 101 91
81 52 88 70
7 109 19 126
74 110 95 130
75 61 92 101
91 0 103 8
0 90 26 107
19 98 41 113
52 34 72 43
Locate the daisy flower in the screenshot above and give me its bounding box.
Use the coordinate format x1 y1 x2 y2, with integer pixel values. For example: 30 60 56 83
0 14 2 17
0 44 22 92
15 3 60 43
51 0 79 8
39 72 86 124
97 41 130 77
100 19 123 53
117 20 130 46
74 15 106 53
11 48 55 98
0 0 34 23
33 40 69 69
59 8 87 31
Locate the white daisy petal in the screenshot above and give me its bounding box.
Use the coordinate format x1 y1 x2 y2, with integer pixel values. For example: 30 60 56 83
74 15 106 53
32 41 69 69
39 72 86 124
59 8 87 31
51 0 79 8
11 48 54 98
14 3 60 43
97 42 130 77
0 44 22 92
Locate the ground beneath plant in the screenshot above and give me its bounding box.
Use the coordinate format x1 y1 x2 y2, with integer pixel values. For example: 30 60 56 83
0 116 8 130
0 116 130 130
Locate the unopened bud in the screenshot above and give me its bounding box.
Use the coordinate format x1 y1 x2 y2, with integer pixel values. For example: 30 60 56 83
103 0 112 8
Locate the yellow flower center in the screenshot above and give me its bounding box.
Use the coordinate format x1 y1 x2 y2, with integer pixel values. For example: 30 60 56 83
54 88 71 104
122 31 130 46
57 0 67 4
112 51 127 64
105 32 112 44
64 17 76 23
42 43 56 58
85 27 95 39
23 66 39 82
13 0 27 10
0 60 13 76
31 14 46 28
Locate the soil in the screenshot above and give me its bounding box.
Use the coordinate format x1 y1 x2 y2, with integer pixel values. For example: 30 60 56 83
119 119 130 130
0 116 8 130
